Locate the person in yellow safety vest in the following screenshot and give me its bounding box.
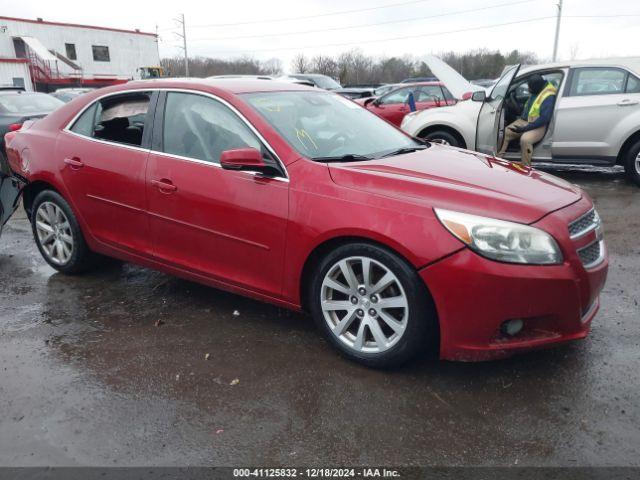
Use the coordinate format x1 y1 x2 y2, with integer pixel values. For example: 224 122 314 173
497 74 557 166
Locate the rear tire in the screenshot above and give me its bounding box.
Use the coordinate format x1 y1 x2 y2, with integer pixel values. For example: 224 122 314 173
421 129 461 148
624 139 640 187
309 242 438 368
31 190 99 274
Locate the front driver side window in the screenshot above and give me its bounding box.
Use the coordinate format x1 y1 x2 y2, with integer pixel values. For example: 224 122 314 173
162 92 262 164
379 87 412 105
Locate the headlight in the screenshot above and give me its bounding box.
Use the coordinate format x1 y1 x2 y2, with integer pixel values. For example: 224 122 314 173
435 208 563 265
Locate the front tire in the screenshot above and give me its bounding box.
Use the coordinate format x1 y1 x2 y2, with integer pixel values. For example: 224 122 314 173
309 243 438 368
31 190 99 274
421 129 461 147
624 139 640 187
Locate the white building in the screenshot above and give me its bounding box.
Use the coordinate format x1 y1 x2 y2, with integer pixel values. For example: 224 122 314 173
0 16 159 91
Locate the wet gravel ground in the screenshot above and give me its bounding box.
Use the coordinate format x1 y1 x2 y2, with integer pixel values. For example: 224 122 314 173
0 165 639 467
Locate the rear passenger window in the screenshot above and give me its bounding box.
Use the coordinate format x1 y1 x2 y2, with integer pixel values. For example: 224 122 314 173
70 92 151 147
162 92 262 164
627 75 640 93
569 68 626 96
70 103 97 137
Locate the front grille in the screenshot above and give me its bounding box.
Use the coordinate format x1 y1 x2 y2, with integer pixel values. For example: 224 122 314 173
568 208 600 239
577 241 604 269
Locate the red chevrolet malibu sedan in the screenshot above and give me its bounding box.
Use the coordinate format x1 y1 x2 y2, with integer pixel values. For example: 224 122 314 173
1 79 608 367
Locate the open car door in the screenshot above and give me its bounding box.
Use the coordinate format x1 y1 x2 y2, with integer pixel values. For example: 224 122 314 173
0 174 22 238
475 64 520 155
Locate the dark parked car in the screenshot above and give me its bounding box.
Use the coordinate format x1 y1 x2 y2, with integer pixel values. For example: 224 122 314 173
0 89 64 172
335 87 376 99
401 76 438 83
0 89 64 236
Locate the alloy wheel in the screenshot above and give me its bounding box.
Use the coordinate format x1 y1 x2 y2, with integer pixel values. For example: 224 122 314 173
35 201 74 265
320 256 409 354
636 151 640 175
431 138 451 146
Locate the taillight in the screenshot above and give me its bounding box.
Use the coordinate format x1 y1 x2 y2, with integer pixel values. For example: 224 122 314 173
8 123 23 132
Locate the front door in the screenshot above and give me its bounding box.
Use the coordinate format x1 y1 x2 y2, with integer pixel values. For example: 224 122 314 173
551 67 640 160
476 65 520 154
56 91 155 255
146 91 289 297
369 87 414 126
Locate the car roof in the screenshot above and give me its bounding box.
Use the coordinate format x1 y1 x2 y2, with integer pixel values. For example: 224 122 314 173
518 56 640 76
119 78 317 94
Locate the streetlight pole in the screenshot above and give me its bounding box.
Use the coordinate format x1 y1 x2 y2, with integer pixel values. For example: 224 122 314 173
552 0 563 62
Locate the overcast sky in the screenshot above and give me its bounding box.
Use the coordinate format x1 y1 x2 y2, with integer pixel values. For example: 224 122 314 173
5 0 639 71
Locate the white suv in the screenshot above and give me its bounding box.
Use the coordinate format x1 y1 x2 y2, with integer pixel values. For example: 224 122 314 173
401 56 640 186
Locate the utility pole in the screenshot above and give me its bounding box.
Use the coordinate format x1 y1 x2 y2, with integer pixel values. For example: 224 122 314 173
552 0 563 62
174 14 189 77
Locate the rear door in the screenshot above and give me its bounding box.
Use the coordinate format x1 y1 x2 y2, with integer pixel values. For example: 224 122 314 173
146 91 289 297
475 65 520 154
56 91 156 255
551 67 640 160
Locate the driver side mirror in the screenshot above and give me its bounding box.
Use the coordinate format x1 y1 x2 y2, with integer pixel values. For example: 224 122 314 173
220 148 269 173
471 91 487 102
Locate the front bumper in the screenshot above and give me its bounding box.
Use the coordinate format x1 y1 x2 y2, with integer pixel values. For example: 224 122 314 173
421 197 608 361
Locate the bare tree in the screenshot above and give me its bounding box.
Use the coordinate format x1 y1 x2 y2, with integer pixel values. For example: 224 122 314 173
263 57 283 75
311 55 338 78
291 54 310 73
162 49 540 85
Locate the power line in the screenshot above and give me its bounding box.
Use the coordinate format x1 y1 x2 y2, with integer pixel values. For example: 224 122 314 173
564 13 640 18
206 15 556 55
190 0 536 42
188 0 435 28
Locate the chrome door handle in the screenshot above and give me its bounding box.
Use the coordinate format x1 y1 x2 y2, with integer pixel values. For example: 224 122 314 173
617 99 639 107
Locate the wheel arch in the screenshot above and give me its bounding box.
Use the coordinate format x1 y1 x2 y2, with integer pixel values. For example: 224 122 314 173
417 124 467 149
298 235 436 314
617 129 640 165
22 180 62 218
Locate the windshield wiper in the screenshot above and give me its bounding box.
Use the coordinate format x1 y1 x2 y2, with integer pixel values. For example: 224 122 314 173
378 145 428 158
314 154 373 163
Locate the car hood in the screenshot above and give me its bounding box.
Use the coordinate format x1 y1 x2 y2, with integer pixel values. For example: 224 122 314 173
422 55 484 99
328 145 582 224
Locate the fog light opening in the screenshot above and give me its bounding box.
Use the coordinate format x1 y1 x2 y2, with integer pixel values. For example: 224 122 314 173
501 319 524 337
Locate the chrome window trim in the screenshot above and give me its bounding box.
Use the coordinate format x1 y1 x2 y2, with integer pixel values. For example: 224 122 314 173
62 87 289 182
568 208 601 240
62 129 152 154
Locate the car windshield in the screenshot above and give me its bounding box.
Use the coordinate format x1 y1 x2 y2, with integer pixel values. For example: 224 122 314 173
0 93 64 114
243 91 421 160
